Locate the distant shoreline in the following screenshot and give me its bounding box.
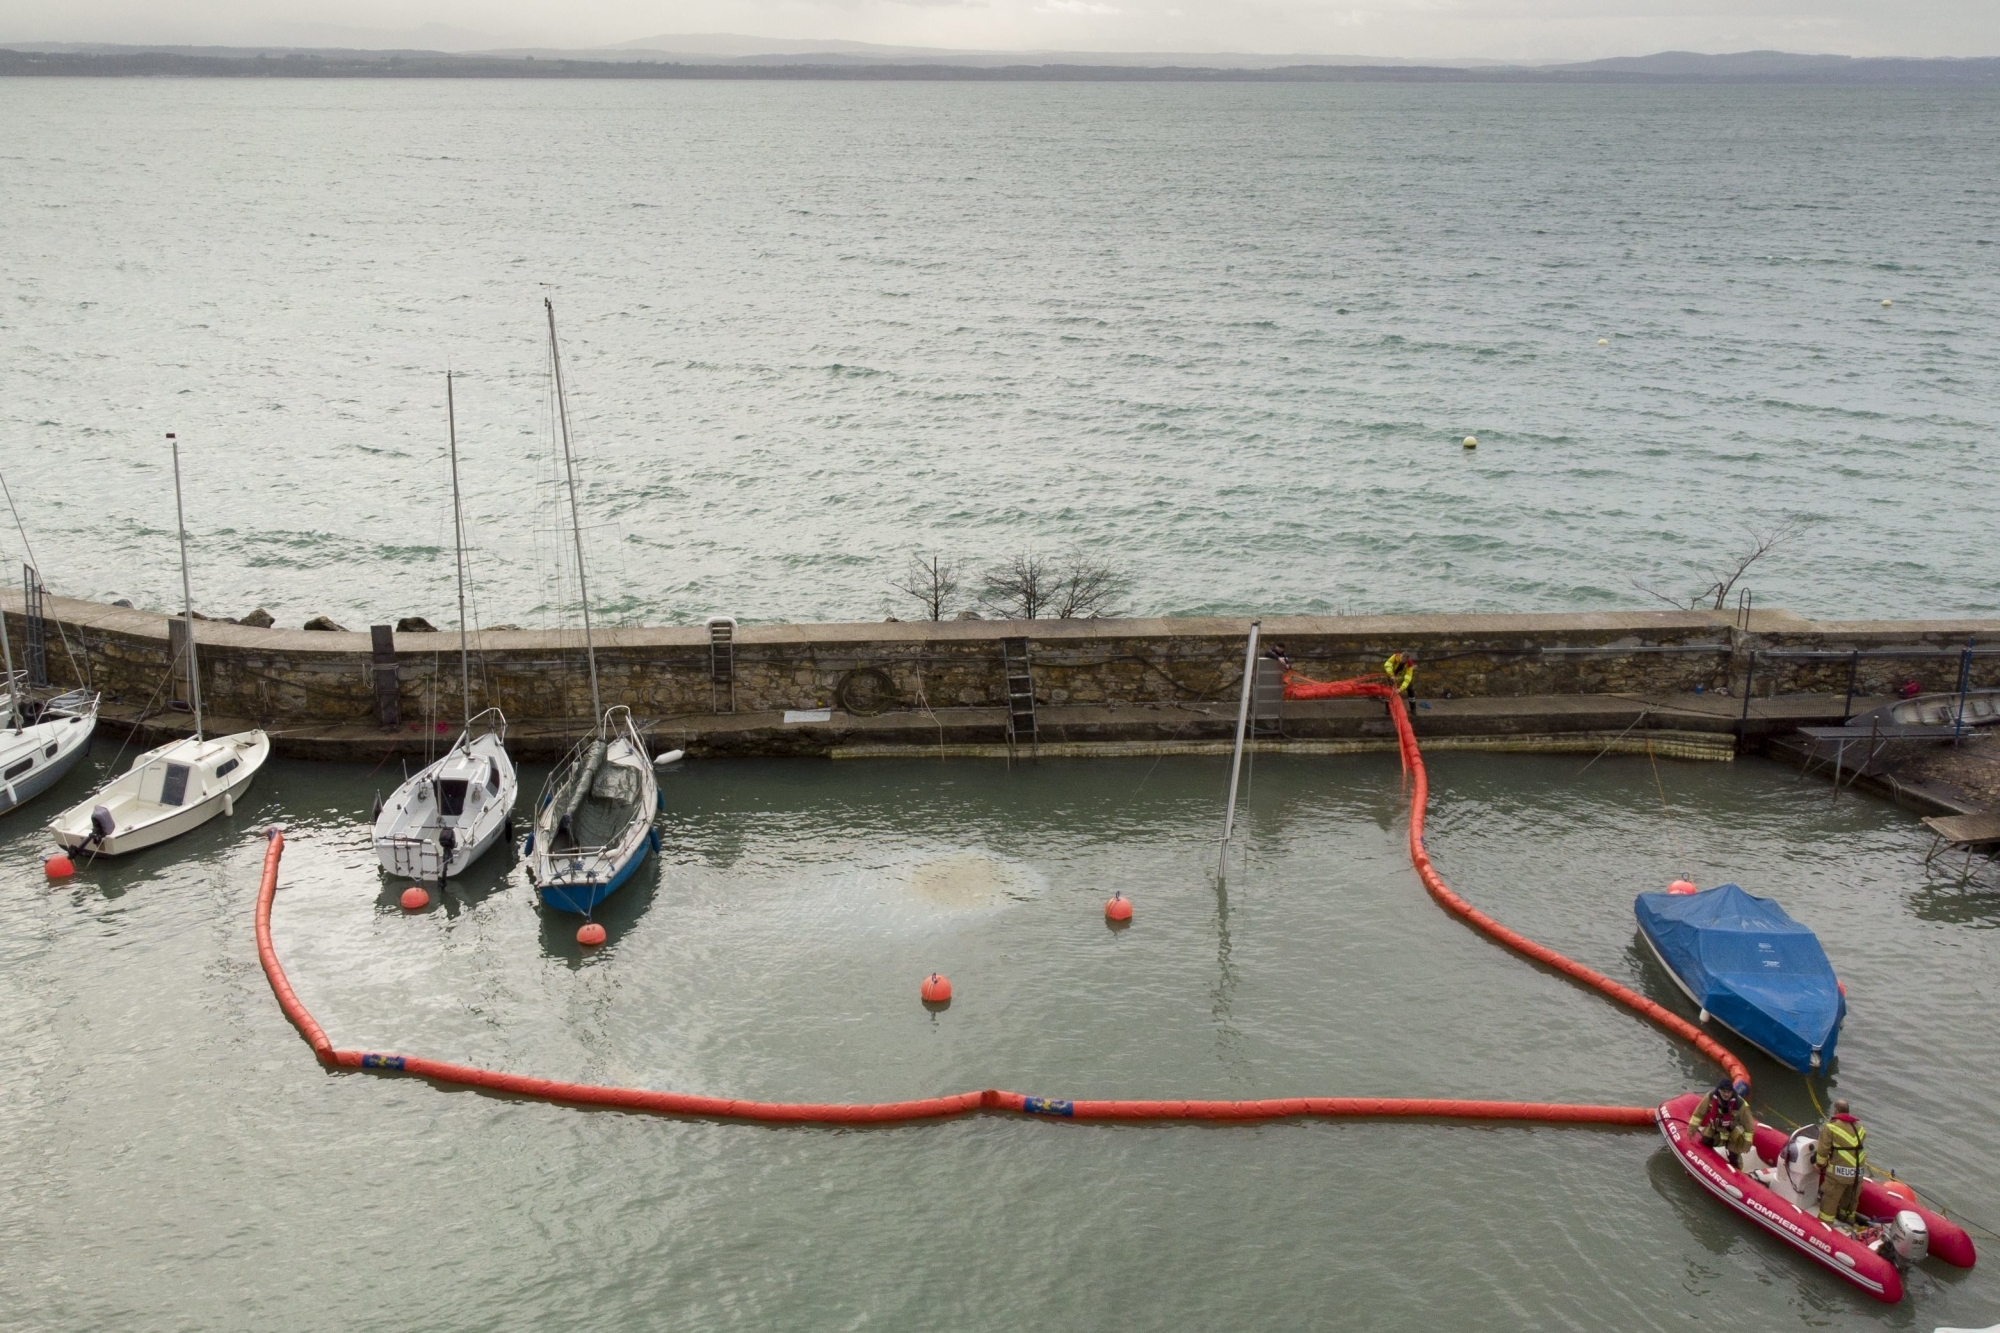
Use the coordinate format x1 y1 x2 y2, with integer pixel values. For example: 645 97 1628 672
5 48 1998 83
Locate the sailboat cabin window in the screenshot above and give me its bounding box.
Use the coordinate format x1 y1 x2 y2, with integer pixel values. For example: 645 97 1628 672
215 758 239 780
487 763 501 794
160 763 191 807
3 757 30 781
438 779 469 817
45 742 59 758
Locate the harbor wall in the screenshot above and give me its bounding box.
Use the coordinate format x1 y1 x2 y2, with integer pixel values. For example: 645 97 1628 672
4 595 1995 747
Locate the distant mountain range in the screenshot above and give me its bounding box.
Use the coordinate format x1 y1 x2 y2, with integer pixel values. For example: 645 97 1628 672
3 41 1996 83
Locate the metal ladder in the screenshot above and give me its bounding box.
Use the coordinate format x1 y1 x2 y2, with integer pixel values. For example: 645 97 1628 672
706 616 737 713
22 564 48 688
1250 655 1285 739
1002 636 1037 762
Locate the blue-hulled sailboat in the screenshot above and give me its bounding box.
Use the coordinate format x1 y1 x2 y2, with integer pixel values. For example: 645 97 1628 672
523 298 659 916
1635 883 1846 1073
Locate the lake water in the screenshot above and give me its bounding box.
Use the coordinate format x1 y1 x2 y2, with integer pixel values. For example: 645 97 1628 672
3 80 1998 628
2 745 1997 1330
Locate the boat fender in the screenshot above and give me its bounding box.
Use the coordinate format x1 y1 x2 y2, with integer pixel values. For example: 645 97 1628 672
657 788 665 813
224 792 233 817
1698 1008 1710 1024
648 828 660 853
522 832 535 856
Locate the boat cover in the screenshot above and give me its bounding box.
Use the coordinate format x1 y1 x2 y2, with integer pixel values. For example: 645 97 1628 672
1634 884 1845 1073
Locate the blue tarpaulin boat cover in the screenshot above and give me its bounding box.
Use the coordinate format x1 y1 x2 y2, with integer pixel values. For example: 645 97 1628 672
1634 884 1845 1073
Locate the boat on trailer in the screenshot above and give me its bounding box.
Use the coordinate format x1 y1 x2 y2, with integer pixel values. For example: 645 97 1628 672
521 299 659 918
47 433 268 857
1635 883 1845 1073
1658 1091 1975 1302
371 372 519 884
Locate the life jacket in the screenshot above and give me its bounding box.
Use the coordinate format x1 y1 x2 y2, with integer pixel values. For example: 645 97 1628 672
1697 1090 1738 1137
1821 1115 1866 1178
1383 654 1415 692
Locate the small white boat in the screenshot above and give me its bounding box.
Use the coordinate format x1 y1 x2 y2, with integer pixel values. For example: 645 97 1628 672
0 688 100 814
50 729 268 855
368 373 519 885
374 712 518 882
46 432 269 857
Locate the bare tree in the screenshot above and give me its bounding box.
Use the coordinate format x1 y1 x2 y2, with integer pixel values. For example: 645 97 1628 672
981 551 1054 620
981 549 1128 620
1049 550 1126 619
1633 517 1808 611
891 551 961 621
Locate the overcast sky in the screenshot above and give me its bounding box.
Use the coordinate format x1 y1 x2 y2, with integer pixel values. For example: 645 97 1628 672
5 0 1995 61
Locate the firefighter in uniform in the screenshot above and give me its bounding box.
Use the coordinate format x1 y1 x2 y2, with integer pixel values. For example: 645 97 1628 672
1383 652 1416 699
1691 1078 1757 1170
1815 1099 1868 1226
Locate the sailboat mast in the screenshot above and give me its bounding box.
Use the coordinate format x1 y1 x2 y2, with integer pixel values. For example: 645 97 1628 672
544 298 603 732
169 433 203 741
0 555 16 733
446 371 472 729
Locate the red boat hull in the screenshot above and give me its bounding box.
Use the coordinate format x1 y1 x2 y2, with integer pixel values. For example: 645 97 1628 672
1659 1093 1976 1301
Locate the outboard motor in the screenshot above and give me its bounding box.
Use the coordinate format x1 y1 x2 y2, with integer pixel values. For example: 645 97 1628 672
87 805 116 847
1876 1210 1929 1272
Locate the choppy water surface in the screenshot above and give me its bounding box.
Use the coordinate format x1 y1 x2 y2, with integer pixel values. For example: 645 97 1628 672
2 747 1996 1330
3 81 1999 626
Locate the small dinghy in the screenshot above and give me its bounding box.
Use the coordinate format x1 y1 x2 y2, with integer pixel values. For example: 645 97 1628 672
0 688 99 815
47 433 269 857
370 373 518 885
1658 1091 1975 1302
1635 883 1845 1072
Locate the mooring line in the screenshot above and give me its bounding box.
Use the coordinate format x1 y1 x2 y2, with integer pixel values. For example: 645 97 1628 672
253 677 1740 1127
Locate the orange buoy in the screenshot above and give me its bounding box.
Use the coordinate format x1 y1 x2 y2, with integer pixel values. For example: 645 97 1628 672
1668 879 1699 895
1104 892 1133 922
920 972 952 1004
400 886 429 912
44 854 76 880
1837 978 1846 996
577 922 607 947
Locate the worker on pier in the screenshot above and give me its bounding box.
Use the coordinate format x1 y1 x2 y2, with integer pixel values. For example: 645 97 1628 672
1383 651 1416 699
1693 1078 1757 1170
1814 1099 1868 1226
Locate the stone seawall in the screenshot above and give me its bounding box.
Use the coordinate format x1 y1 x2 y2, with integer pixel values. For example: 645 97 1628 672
3 594 1994 760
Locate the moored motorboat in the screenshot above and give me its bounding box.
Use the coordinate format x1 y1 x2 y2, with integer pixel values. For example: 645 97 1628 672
0 688 99 814
1658 1091 1974 1302
1635 883 1845 1073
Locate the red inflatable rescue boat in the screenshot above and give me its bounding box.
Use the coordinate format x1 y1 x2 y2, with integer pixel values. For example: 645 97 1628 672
1658 1092 1975 1302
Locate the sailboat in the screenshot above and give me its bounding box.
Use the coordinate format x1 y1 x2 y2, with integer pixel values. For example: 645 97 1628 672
48 434 269 856
0 583 99 814
524 299 659 915
371 372 520 884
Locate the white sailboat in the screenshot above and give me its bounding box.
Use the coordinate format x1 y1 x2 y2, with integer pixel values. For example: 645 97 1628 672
524 298 659 916
0 607 99 814
371 371 519 884
48 434 269 857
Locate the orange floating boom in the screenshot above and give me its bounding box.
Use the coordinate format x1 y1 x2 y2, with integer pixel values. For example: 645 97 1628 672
253 665 1730 1126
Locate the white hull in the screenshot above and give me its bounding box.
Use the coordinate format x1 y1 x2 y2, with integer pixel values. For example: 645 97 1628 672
49 730 269 856
372 728 518 883
0 692 98 814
